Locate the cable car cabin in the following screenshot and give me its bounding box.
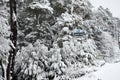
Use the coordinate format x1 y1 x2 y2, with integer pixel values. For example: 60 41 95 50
72 29 86 36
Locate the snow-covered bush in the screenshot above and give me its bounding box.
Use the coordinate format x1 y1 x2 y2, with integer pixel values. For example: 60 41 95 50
95 32 120 62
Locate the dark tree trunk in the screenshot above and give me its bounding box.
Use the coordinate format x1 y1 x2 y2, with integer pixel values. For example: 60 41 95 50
0 60 4 79
7 0 17 80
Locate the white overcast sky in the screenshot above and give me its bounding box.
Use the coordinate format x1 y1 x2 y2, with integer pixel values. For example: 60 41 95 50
89 0 120 18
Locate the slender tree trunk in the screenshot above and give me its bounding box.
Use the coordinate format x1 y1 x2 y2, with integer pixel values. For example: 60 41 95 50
7 0 17 80
118 32 120 48
0 60 4 79
36 14 40 25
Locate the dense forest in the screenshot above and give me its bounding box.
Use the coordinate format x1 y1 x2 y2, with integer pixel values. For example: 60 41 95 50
0 0 120 80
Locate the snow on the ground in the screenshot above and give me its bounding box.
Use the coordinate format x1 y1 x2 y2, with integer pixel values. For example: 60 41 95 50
74 62 120 80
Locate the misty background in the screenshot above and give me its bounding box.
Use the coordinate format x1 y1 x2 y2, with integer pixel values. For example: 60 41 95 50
90 0 120 18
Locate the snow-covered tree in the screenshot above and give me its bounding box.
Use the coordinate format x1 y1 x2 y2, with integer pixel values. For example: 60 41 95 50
0 0 120 80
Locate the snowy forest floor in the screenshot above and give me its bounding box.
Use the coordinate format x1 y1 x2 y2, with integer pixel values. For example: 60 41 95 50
73 61 120 80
